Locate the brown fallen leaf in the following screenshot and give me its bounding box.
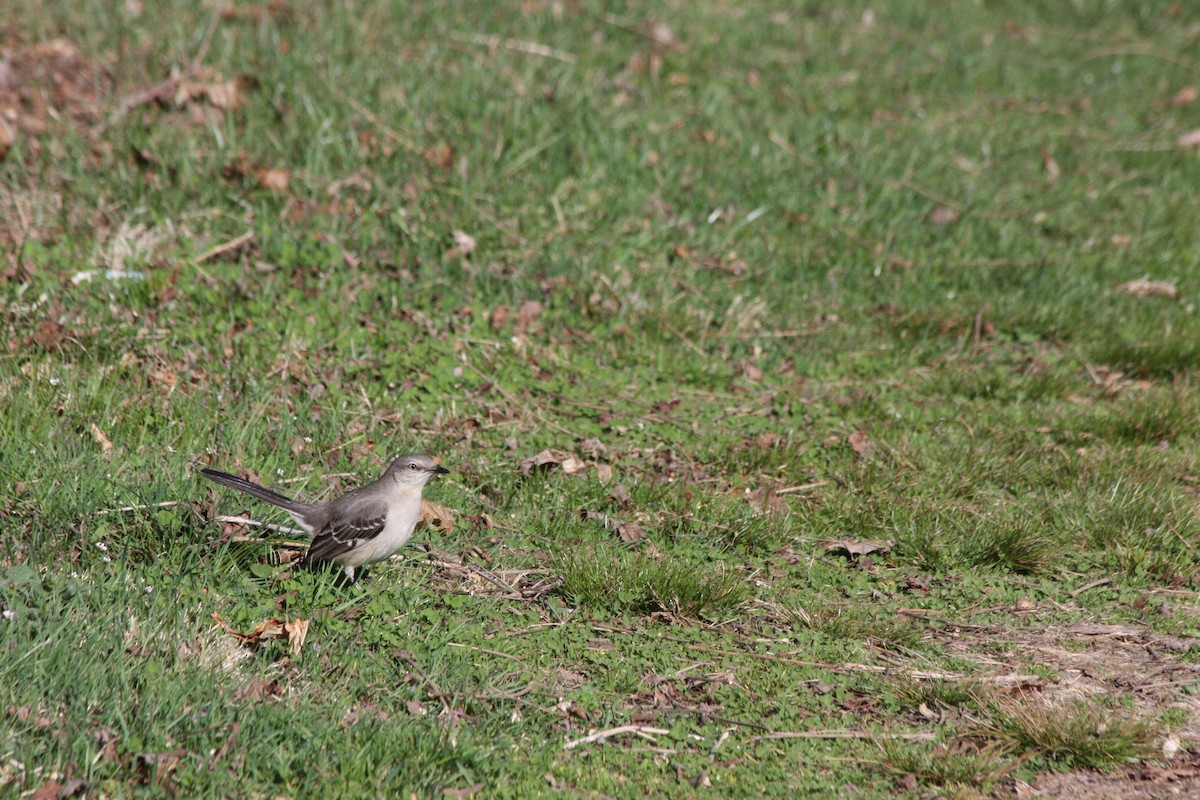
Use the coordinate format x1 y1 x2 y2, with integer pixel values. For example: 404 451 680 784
1177 129 1200 149
90 422 113 454
926 206 959 225
1041 147 1060 180
425 144 454 170
255 167 290 193
0 118 11 162
30 780 65 800
135 748 188 788
824 539 889 558
234 678 281 703
175 70 245 111
489 305 510 332
32 319 64 350
615 519 645 543
734 359 764 382
419 500 456 533
580 509 645 543
212 613 308 655
560 456 588 475
450 230 476 258
1117 278 1178 300
847 430 876 457
513 299 544 336
519 448 578 475
1173 86 1199 106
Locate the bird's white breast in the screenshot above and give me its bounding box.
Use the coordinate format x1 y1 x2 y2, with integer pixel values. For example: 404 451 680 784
339 489 422 568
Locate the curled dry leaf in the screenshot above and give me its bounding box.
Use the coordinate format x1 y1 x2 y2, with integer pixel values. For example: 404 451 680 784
519 448 577 475
451 230 477 256
1041 147 1060 180
1173 86 1199 106
234 678 282 703
90 422 113 454
489 305 509 332
734 359 764 382
418 500 456 533
560 456 588 475
0 118 11 162
1117 278 1178 300
581 509 645 543
255 167 290 193
824 539 889 559
212 612 308 655
847 430 876 457
513 299 544 336
1177 129 1200 149
926 206 959 225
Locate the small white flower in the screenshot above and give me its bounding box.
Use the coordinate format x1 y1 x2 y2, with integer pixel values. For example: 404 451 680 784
145 586 154 594
96 542 108 552
2 609 15 621
102 556 112 563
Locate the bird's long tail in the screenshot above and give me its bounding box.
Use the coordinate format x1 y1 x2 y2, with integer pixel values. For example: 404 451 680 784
200 468 309 515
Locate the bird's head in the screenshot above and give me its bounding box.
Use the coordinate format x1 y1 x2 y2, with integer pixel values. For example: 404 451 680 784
386 454 450 487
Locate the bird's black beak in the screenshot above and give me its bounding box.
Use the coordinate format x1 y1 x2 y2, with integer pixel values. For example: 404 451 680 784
433 465 450 475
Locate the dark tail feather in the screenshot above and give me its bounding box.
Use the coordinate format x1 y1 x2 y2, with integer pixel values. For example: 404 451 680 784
200 468 305 513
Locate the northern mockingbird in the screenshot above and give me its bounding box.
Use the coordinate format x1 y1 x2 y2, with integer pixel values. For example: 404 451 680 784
201 454 449 580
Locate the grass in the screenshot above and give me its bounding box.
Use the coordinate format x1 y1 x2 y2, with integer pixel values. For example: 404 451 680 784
3 0 1200 796
554 546 749 619
982 699 1157 771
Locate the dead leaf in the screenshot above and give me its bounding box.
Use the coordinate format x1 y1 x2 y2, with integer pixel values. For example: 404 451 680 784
519 448 581 476
847 431 876 457
594 463 614 483
175 71 245 111
926 206 959 225
30 780 64 800
1164 734 1182 758
148 366 178 394
443 783 485 798
824 539 889 558
1173 86 1198 106
255 167 290 193
425 144 454 170
135 749 187 787
1177 129 1200 149
32 319 64 350
212 612 308 655
734 359 764 382
205 79 242 110
450 230 476 257
513 300 544 336
1041 147 1060 180
615 520 645 543
419 500 456 533
560 456 588 475
0 118 11 162
1117 278 1178 300
90 423 113 454
234 678 281 703
489 305 510 332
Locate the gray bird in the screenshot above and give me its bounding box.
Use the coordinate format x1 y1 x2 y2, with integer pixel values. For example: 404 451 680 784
201 454 449 580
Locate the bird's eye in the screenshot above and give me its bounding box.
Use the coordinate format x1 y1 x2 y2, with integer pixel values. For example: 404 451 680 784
408 463 418 470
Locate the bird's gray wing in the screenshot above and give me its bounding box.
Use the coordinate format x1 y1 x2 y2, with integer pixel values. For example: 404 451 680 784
305 493 388 566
